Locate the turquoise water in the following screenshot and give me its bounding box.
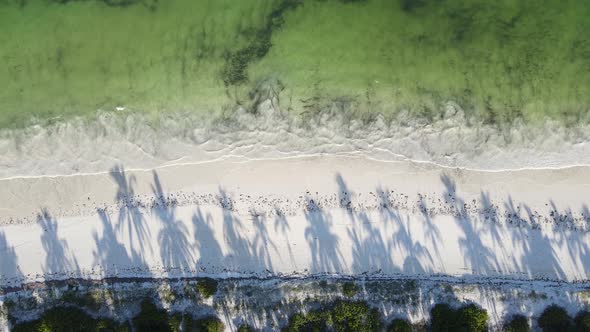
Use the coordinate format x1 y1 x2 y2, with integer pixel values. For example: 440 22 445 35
1 0 589 128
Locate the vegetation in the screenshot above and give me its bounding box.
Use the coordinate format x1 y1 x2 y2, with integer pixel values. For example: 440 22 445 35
458 304 489 332
538 305 574 332
284 300 381 332
132 299 175 332
431 303 488 332
11 306 128 332
190 316 224 332
388 318 412 332
503 315 530 332
196 278 219 299
238 324 255 332
342 281 358 297
332 300 382 332
575 311 590 332
10 296 590 332
283 308 332 332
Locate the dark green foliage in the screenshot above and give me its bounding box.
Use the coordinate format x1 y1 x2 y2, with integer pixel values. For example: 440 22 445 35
388 318 412 332
332 300 382 332
431 303 488 332
132 299 175 332
238 324 255 332
503 315 530 332
457 304 488 332
283 309 332 332
431 303 458 331
196 278 218 298
284 300 381 332
190 317 224 332
9 298 227 332
538 305 573 332
342 282 358 297
12 306 129 332
575 311 590 332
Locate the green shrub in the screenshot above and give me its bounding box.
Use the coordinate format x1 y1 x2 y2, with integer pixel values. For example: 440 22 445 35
12 306 129 332
457 304 488 332
132 299 175 332
538 305 573 332
388 318 412 332
575 311 590 332
342 282 358 297
431 303 459 332
332 300 382 332
283 302 381 332
283 309 332 332
97 319 130 332
191 316 224 332
168 314 183 332
197 278 219 299
238 324 255 332
431 303 488 332
503 315 530 332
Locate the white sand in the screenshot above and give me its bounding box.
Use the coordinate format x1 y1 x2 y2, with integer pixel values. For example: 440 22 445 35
0 156 589 287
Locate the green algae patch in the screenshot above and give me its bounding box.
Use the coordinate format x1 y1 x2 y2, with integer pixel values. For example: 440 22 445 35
0 0 589 128
0 0 275 127
251 0 590 125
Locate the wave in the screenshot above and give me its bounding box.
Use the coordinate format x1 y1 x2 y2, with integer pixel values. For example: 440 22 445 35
1 100 589 178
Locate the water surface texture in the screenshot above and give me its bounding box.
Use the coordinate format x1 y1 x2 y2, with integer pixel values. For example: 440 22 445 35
1 0 588 127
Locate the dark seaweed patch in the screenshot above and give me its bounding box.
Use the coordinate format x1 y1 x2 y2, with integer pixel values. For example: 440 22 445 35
46 0 158 10
400 0 428 12
221 0 302 86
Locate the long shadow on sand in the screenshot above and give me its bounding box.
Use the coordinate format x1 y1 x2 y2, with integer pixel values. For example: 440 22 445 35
92 209 146 275
110 165 151 256
152 171 195 275
37 209 79 276
0 230 23 284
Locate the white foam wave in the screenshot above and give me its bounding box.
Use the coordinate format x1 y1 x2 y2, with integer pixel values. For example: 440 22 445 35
1 100 589 178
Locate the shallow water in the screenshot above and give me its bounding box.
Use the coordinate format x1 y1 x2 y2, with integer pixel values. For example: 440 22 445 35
1 0 588 128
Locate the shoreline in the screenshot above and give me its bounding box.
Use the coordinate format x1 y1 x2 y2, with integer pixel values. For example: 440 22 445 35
1 105 590 179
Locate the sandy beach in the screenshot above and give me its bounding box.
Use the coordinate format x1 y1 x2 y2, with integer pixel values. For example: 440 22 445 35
1 0 589 329
1 155 588 288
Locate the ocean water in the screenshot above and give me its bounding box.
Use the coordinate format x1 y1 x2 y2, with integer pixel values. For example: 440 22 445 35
0 0 589 128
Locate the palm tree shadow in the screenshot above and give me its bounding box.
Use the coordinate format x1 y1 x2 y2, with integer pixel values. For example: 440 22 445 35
93 208 145 276
110 165 151 255
440 174 497 275
37 209 79 276
304 195 343 274
219 188 255 273
192 207 223 272
0 230 23 285
418 195 443 267
389 213 433 274
151 171 194 276
251 210 279 272
273 206 298 269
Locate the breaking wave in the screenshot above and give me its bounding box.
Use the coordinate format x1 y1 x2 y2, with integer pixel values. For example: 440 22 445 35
1 100 589 178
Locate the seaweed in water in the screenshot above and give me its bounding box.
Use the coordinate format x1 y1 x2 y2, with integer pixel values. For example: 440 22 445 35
221 0 303 86
47 0 158 10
